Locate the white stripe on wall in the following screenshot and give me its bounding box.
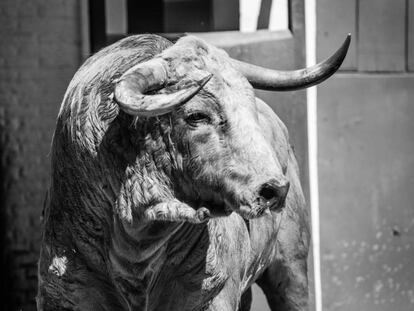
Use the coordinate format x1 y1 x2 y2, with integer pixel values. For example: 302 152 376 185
239 0 262 32
239 0 289 32
305 0 323 311
269 0 289 31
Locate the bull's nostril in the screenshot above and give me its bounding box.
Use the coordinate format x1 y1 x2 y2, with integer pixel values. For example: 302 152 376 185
259 185 278 201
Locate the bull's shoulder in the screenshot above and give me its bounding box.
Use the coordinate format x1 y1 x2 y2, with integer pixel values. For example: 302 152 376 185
255 97 291 171
255 97 289 141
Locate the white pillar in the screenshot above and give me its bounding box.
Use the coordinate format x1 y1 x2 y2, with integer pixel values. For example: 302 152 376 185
305 0 323 310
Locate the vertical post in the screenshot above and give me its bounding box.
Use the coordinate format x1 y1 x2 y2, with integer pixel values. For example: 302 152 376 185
257 0 273 29
305 0 322 311
80 0 91 60
105 0 127 35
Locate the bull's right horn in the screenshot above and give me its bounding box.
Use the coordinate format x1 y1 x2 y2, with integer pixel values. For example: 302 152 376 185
114 58 212 117
232 34 351 91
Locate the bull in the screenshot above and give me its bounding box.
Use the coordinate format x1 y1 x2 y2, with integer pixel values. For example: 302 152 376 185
37 34 350 311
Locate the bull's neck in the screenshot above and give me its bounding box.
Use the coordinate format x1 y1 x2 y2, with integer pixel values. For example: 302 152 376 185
112 218 178 265
112 217 208 270
110 217 209 307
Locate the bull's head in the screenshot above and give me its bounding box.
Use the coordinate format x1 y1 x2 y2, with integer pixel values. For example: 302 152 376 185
112 35 350 221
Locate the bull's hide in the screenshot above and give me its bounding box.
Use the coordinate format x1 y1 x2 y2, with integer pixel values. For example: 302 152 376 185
37 34 311 311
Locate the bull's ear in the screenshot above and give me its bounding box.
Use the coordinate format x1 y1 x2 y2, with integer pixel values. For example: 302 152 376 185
113 58 212 117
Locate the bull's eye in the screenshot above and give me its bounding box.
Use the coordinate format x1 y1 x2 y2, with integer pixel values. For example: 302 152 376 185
185 112 211 126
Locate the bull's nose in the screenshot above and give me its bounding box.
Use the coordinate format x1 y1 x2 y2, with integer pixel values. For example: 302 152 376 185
258 178 290 210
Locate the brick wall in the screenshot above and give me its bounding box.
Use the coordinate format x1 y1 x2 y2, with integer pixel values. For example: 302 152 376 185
0 1 82 309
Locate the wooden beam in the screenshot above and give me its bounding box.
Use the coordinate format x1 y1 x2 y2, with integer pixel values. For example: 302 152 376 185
257 0 273 29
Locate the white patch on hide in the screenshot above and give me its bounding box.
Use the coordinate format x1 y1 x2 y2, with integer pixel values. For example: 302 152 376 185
116 193 133 223
48 256 68 277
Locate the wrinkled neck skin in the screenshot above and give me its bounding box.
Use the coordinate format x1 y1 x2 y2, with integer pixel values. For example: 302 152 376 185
108 118 224 309
109 117 260 310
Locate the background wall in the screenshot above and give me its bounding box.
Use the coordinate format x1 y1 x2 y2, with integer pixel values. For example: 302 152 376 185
317 0 414 310
0 1 82 310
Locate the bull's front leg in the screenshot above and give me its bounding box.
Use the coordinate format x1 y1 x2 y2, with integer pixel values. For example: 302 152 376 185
256 258 309 311
205 283 242 311
144 200 211 223
256 207 310 310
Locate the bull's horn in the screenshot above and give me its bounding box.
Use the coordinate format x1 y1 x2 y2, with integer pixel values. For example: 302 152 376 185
232 34 351 91
114 59 212 117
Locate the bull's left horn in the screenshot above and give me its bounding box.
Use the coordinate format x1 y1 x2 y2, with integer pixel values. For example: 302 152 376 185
232 34 351 91
114 59 212 117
